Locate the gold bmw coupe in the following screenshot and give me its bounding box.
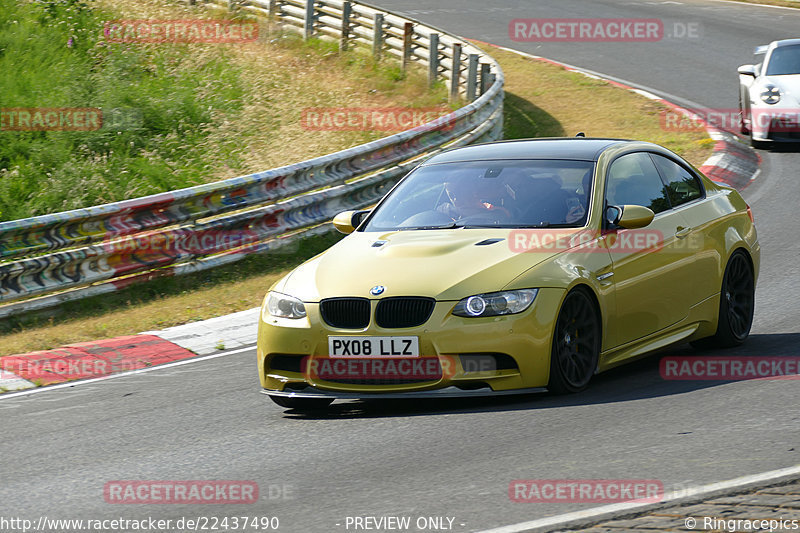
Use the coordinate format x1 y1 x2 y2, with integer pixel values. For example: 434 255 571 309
257 138 759 409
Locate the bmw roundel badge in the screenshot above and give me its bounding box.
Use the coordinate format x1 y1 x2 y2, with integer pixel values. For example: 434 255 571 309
370 285 385 296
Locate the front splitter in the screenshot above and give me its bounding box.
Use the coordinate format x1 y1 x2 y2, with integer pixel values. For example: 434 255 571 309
262 385 548 399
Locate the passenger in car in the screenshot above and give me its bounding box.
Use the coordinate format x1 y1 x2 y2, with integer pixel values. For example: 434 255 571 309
516 175 574 226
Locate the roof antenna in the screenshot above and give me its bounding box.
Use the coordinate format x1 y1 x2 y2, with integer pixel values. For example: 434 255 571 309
575 132 586 138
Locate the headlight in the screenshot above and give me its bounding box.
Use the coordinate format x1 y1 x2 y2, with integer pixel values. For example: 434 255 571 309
760 85 781 105
452 289 538 318
265 291 307 319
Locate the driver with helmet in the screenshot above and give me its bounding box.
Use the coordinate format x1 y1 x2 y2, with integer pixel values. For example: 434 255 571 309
437 177 513 222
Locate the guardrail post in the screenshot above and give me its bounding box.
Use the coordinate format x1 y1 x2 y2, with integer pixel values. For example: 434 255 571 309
340 1 352 51
304 0 315 40
449 43 462 102
466 53 479 102
480 62 491 95
402 22 413 72
268 0 278 24
428 33 439 87
373 13 384 61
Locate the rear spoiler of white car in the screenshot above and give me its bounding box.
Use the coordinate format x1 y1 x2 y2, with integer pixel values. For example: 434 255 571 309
754 45 769 55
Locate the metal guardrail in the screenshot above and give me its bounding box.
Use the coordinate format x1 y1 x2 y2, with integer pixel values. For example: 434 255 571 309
0 0 504 319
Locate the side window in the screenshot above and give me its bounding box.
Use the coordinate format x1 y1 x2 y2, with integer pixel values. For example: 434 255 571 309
650 154 703 207
605 152 670 214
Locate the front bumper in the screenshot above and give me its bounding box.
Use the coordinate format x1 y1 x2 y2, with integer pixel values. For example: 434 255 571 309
257 288 565 395
749 106 800 141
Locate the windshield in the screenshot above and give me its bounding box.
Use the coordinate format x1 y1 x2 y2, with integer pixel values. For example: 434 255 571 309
765 44 800 75
363 159 595 231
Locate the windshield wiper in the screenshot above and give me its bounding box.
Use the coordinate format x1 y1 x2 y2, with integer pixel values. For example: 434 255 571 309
461 224 517 229
518 222 580 228
461 222 580 229
400 222 462 230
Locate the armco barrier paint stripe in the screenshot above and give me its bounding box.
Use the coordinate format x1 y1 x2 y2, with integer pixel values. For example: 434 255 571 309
0 335 197 386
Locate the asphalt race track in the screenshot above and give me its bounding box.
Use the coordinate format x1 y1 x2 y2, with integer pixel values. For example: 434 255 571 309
1 1 798 532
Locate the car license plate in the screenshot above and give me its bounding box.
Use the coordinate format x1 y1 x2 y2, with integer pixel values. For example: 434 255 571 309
328 336 419 358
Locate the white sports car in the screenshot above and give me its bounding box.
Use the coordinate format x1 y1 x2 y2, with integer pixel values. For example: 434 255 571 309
738 38 800 148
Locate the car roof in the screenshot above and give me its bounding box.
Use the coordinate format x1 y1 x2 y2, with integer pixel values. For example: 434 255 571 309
422 138 635 165
772 39 800 48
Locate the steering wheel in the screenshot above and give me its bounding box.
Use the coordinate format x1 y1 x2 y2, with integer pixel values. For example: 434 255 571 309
399 210 454 227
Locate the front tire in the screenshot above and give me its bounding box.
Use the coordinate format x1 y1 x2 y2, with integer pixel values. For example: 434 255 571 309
750 134 769 150
692 250 754 349
548 288 601 394
269 395 334 410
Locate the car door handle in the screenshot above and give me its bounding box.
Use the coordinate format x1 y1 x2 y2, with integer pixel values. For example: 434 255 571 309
675 226 692 239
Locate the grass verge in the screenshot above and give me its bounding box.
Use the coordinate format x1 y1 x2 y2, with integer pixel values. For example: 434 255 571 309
0 10 716 358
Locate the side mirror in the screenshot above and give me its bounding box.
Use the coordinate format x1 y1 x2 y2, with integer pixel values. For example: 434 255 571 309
605 205 622 226
332 210 370 234
737 64 757 77
611 205 655 229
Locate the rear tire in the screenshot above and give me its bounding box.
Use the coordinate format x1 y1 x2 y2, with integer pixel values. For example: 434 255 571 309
691 251 754 349
548 288 601 394
269 395 334 410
